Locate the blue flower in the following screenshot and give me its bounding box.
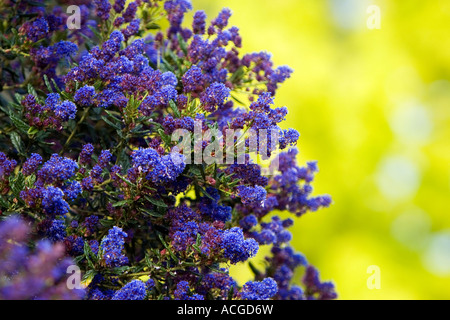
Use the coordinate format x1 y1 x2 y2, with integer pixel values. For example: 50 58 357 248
42 186 70 215
221 227 259 264
200 82 230 112
161 72 178 87
174 281 204 300
94 0 112 20
193 10 207 34
182 65 204 92
211 8 232 30
237 185 267 205
24 18 49 42
37 154 78 185
239 278 278 300
239 215 258 231
98 150 112 168
22 153 42 176
100 226 129 268
54 41 78 58
74 86 96 107
63 181 82 201
112 280 147 300
47 219 67 242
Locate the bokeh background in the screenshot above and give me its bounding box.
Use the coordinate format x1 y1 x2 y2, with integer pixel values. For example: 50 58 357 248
190 0 450 299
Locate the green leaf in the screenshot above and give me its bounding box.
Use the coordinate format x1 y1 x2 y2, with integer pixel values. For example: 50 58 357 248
10 132 24 154
14 93 23 104
195 233 202 247
157 128 172 146
27 126 39 136
147 121 164 130
74 255 84 264
199 186 215 201
166 49 182 70
144 196 168 208
87 25 102 40
157 233 178 263
113 199 131 207
10 114 30 134
101 115 121 130
141 209 164 218
231 93 246 106
25 174 36 188
177 33 188 55
27 84 37 97
248 261 262 277
0 99 10 112
160 57 174 72
43 74 53 93
83 246 94 269
115 173 135 187
113 266 130 274
187 165 202 177
169 100 180 118
99 218 116 228
103 109 121 118
0 196 9 209
10 172 25 198
144 253 154 268
145 23 160 30
25 0 47 7
192 233 203 254
229 66 245 83
50 78 62 93
227 286 235 301
82 269 96 283
84 240 97 263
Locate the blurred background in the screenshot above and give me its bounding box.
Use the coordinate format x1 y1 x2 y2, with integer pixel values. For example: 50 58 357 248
191 0 450 299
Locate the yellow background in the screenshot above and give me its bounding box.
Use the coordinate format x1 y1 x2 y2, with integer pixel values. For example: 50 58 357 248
191 0 450 299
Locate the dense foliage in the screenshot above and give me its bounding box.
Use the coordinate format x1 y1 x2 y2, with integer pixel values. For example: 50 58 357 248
0 0 336 300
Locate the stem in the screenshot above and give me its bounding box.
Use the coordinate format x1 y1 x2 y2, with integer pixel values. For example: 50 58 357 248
61 107 91 154
114 128 131 165
1 83 26 90
0 47 30 57
120 271 151 277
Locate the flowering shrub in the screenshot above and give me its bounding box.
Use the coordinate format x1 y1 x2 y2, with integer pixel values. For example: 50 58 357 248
0 0 336 300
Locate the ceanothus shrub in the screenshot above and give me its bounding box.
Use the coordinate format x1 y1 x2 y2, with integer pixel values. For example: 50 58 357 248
0 0 336 300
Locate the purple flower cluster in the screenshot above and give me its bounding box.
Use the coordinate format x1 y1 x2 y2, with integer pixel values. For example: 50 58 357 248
0 216 84 300
74 85 96 107
0 0 336 301
21 17 49 42
200 82 231 112
164 0 193 38
167 204 225 256
22 93 77 131
252 216 293 245
221 227 259 264
94 0 112 20
37 154 78 186
174 281 204 300
30 41 78 85
303 265 338 300
129 147 186 185
238 278 278 300
237 185 267 205
0 153 17 187
22 153 42 176
112 279 147 300
100 226 129 268
198 187 232 222
269 149 332 216
42 186 70 215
